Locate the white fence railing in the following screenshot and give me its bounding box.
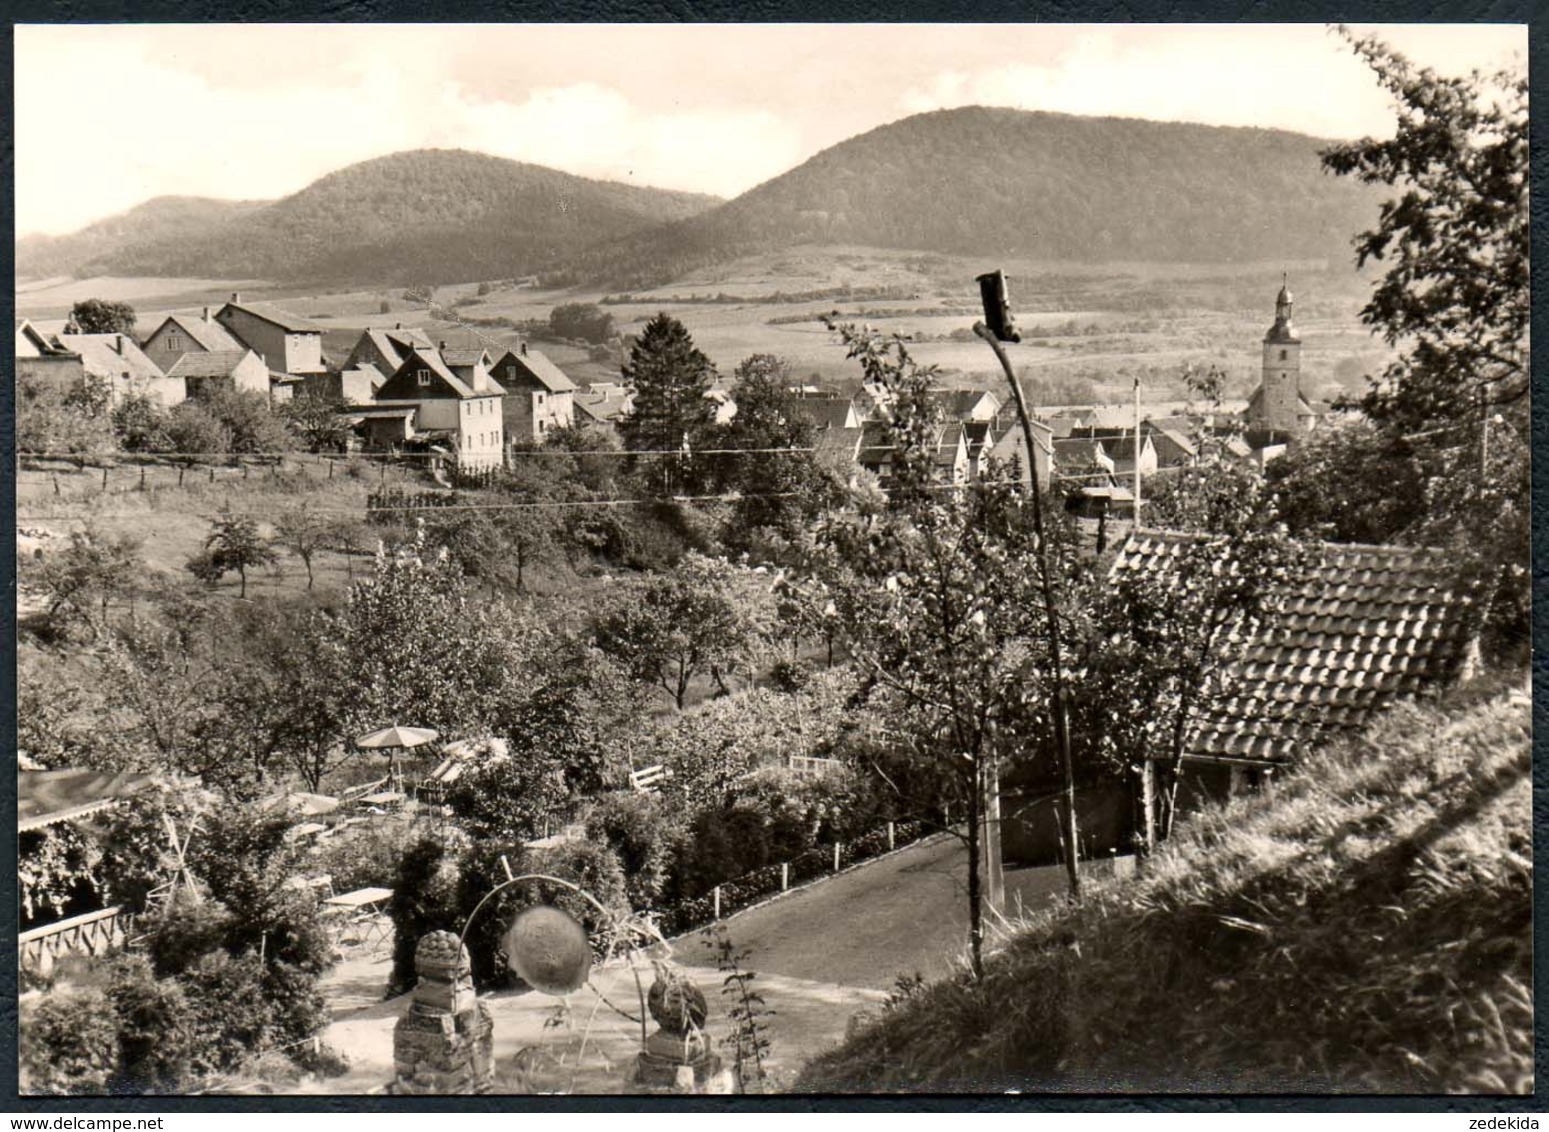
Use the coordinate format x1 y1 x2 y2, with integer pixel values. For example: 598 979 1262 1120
19 906 131 977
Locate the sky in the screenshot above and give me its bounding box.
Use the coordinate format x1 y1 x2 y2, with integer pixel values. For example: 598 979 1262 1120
14 22 1528 238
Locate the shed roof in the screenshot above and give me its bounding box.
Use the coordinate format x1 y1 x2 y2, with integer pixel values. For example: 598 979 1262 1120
165 349 259 378
1110 531 1474 766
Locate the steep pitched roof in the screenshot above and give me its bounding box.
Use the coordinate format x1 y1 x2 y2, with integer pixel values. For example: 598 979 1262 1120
359 326 436 371
813 425 864 460
57 333 164 381
218 300 323 334
165 349 259 378
1110 531 1475 766
154 313 246 353
493 348 576 394
928 388 1000 420
441 347 492 369
380 346 485 399
789 399 857 431
16 319 74 357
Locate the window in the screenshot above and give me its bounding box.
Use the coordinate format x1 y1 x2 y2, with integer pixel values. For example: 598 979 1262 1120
537 392 545 404
538 420 545 434
417 369 431 386
508 365 517 379
1279 349 1287 361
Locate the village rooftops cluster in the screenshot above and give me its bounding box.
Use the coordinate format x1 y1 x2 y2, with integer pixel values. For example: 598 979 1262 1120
1111 531 1476 767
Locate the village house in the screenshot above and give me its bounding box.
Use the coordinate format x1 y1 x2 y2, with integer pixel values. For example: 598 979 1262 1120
141 308 246 372
1073 429 1159 479
14 319 85 389
928 387 1002 423
56 332 182 407
857 420 970 486
214 294 327 378
984 416 1055 486
489 343 576 445
789 398 862 432
164 348 275 402
343 324 437 376
573 382 634 437
372 346 505 470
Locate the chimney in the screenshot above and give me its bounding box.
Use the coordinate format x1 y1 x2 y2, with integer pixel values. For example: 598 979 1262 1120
115 335 124 354
203 306 212 322
520 341 528 357
439 340 447 351
230 292 242 303
394 322 402 330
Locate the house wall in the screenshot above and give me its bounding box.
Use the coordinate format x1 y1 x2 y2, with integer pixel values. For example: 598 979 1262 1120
457 396 504 469
142 317 216 372
217 308 325 375
1002 780 1137 866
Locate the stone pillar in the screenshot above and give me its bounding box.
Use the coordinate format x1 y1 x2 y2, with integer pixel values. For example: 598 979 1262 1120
633 969 730 1093
390 931 494 1095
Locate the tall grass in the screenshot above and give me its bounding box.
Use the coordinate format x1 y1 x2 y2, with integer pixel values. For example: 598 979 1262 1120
799 677 1532 1094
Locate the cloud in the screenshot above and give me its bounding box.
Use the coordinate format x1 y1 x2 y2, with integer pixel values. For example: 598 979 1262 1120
447 82 804 199
15 29 803 236
897 25 1524 141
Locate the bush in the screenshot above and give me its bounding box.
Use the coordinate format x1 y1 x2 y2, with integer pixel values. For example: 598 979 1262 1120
584 792 679 909
140 894 237 978
177 951 276 1078
20 989 121 1094
166 400 232 457
103 954 194 1094
113 394 173 452
459 837 631 988
389 833 467 996
767 659 813 694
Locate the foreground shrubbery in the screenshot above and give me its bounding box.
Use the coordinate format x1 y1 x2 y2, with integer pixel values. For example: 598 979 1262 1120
798 679 1533 1094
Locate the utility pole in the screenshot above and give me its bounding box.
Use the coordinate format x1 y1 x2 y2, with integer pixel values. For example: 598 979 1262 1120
975 269 1081 901
1133 373 1143 530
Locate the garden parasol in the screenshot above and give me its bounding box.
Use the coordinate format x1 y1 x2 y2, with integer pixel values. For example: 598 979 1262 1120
355 726 439 793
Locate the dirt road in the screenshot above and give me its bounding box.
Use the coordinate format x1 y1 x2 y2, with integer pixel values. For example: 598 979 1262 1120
675 835 1070 991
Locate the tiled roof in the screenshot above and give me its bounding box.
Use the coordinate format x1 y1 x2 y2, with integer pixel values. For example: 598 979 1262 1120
166 349 256 378
155 314 246 353
343 361 388 391
857 421 965 469
361 326 435 371
575 389 631 422
789 399 856 431
1110 530 1475 766
813 425 864 458
220 300 323 334
56 333 164 382
441 347 491 368
927 388 1000 420
389 346 483 398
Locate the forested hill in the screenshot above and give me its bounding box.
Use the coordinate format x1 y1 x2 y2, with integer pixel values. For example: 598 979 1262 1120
556 106 1381 289
16 196 271 280
16 150 721 285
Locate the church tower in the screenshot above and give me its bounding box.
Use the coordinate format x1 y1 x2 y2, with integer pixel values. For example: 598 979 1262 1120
1253 276 1307 437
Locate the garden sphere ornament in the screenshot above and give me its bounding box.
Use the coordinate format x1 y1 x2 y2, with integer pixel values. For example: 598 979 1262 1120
505 905 592 994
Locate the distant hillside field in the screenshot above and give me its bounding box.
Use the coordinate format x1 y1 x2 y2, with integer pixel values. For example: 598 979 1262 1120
798 678 1532 1094
17 150 720 286
559 107 1381 289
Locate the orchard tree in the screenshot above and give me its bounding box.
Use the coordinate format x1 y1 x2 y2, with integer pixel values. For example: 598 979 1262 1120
593 553 774 710
1310 27 1529 660
273 503 333 590
619 313 718 493
187 513 280 598
28 524 142 640
68 299 137 336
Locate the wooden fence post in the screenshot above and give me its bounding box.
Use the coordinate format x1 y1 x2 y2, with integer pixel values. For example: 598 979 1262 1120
52 472 60 496
712 886 721 920
833 843 841 872
887 821 895 852
101 466 109 491
781 862 789 892
178 464 186 488
209 466 215 483
139 465 146 491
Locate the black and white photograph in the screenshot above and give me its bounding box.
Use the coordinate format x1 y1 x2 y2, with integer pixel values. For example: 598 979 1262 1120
10 21 1531 1098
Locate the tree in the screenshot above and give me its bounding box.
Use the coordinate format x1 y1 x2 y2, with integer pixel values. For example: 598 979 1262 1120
68 299 137 336
619 313 718 493
593 553 773 710
112 393 173 453
187 513 280 599
194 386 294 455
1311 28 1529 661
16 372 116 456
273 503 332 590
280 392 352 453
801 328 1079 978
549 302 615 345
715 354 835 552
27 524 142 640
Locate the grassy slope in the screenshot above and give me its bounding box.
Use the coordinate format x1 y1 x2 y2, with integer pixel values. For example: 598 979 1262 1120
798 678 1532 1094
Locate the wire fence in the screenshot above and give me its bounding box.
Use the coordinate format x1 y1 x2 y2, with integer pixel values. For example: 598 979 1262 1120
654 817 936 938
